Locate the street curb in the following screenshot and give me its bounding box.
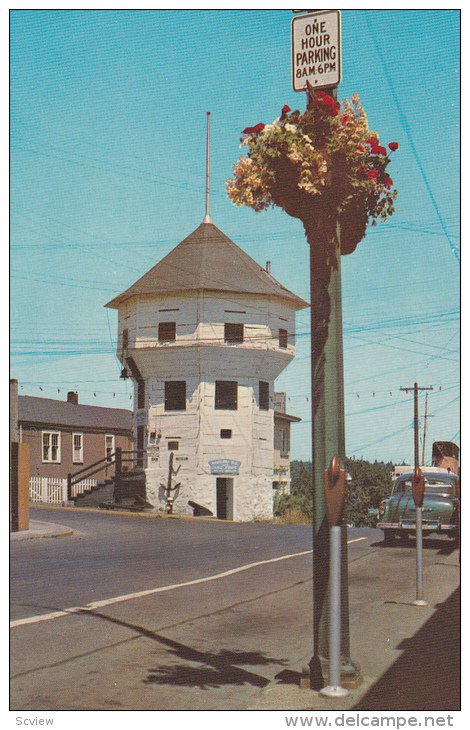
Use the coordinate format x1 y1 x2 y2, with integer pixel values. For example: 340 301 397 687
10 521 74 541
29 503 255 525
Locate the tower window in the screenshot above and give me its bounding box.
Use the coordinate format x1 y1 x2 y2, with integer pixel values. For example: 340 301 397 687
215 381 238 410
165 381 186 411
259 381 269 411
220 429 232 439
224 323 244 344
168 441 179 451
159 321 176 342
279 328 288 349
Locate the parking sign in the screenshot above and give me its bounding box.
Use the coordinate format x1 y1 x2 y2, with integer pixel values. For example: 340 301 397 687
292 10 341 92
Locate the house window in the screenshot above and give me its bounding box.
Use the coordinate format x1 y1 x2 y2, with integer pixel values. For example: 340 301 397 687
158 321 176 342
105 434 115 461
168 441 179 451
224 323 244 344
215 381 238 410
259 381 269 411
42 431 61 463
280 428 288 454
279 328 288 349
220 429 232 439
72 433 83 463
165 381 186 411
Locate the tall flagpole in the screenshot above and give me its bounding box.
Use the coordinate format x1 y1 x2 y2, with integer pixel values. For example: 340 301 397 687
203 111 212 223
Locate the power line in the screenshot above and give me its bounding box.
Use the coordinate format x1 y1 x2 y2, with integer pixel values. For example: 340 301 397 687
364 13 460 264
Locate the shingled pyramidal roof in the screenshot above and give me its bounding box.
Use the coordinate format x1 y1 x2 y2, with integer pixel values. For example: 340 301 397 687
106 221 308 310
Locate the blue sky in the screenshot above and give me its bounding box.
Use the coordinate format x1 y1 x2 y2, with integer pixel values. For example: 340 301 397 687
10 8 460 464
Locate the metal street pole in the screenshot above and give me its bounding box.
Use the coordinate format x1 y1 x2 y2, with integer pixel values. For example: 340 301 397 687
308 217 359 687
305 83 359 688
320 456 349 698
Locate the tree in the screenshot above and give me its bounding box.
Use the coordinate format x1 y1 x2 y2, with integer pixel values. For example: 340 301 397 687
287 457 393 527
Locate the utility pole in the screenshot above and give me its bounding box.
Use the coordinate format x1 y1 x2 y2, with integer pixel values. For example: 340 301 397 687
421 392 433 466
400 382 433 605
400 383 433 470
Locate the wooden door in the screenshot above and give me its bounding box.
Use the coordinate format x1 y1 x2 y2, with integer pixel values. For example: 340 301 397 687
216 478 228 519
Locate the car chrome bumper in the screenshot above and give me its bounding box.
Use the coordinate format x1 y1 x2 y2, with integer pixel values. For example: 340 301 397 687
378 522 456 532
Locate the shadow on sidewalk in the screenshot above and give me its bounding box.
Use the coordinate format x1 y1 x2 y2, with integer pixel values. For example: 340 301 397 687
84 608 288 690
355 587 460 711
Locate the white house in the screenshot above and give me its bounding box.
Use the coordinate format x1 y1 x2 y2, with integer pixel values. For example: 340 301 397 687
106 220 307 520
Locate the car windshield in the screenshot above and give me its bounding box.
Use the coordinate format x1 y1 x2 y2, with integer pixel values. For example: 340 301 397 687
394 475 456 497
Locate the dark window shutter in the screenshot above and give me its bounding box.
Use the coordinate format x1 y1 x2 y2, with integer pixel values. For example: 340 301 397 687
224 323 244 343
165 381 186 411
215 381 238 410
259 381 269 410
159 322 176 342
122 328 129 351
137 380 145 409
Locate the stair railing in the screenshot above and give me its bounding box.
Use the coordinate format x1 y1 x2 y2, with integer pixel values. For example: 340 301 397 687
67 447 147 501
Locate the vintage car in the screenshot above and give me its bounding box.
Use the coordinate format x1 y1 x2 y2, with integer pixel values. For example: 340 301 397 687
377 469 459 544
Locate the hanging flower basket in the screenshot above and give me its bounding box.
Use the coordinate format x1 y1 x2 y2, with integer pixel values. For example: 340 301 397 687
227 94 398 256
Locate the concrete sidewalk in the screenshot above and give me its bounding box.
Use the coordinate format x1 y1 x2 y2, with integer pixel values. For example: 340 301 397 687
10 520 74 541
251 545 460 710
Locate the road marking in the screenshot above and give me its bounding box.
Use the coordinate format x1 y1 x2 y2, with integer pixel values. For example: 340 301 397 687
10 537 367 629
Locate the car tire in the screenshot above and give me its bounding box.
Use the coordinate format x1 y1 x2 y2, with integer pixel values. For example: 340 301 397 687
383 529 396 545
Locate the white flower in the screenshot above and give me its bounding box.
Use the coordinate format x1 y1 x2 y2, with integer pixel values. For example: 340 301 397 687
284 124 297 134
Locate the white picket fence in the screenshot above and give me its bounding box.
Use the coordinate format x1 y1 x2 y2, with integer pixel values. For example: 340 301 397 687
29 477 98 504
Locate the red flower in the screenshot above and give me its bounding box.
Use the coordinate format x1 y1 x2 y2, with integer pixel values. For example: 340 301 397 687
315 92 340 116
358 166 368 174
367 170 378 180
342 115 351 124
376 146 387 155
281 105 291 114
357 145 365 152
388 142 399 151
367 137 379 148
385 177 393 187
242 123 265 135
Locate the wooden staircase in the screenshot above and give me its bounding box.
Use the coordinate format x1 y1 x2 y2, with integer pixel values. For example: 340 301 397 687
69 449 152 512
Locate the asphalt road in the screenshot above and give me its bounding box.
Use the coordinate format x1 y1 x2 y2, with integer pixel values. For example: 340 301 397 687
10 507 459 711
11 507 376 622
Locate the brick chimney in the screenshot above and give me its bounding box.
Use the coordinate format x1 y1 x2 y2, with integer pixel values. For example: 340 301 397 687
67 391 79 405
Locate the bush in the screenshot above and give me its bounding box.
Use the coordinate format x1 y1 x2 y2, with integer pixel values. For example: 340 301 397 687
273 492 313 521
281 458 393 527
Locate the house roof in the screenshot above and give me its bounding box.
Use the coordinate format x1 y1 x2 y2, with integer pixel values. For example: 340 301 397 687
105 221 308 310
18 396 133 432
274 410 301 423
